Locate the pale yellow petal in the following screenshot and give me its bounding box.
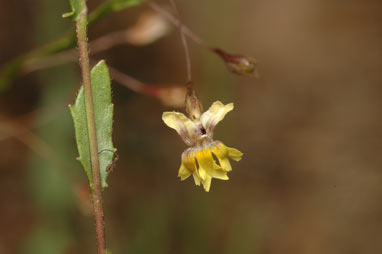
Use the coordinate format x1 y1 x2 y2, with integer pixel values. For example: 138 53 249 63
200 101 234 133
162 111 199 145
198 167 208 181
219 157 233 172
211 142 230 172
211 141 228 158
192 173 201 186
178 164 192 180
202 176 212 192
227 147 243 161
208 168 229 180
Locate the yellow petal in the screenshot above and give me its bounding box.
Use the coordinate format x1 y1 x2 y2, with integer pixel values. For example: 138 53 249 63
192 173 201 186
182 151 197 172
195 148 228 181
162 112 199 145
211 142 228 158
202 176 212 192
227 147 243 161
178 164 191 180
198 167 208 181
211 142 240 171
195 148 218 178
219 157 233 172
200 101 234 134
209 168 229 180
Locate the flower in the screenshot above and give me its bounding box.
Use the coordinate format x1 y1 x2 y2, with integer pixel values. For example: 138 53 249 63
162 101 243 192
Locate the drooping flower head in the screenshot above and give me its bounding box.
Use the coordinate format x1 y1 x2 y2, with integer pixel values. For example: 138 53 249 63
162 89 243 192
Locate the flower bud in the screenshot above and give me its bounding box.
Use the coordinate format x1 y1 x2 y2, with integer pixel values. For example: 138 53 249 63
213 48 258 77
185 82 203 120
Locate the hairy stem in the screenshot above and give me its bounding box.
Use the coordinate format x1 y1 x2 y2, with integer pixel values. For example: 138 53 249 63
76 6 106 254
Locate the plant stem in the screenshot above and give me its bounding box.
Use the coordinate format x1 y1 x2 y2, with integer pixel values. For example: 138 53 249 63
76 6 106 254
168 0 192 83
147 2 210 49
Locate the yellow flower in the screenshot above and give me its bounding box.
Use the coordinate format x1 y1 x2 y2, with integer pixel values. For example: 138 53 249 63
162 101 243 192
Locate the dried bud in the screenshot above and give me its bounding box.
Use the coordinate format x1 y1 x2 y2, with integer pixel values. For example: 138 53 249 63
213 48 258 77
185 82 203 120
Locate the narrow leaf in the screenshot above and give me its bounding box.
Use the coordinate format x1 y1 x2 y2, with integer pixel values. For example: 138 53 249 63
63 0 85 20
70 60 115 189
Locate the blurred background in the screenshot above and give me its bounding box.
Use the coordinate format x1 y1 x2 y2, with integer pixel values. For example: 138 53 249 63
0 0 381 253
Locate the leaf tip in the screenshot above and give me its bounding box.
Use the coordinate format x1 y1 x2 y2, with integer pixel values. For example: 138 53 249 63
62 11 74 19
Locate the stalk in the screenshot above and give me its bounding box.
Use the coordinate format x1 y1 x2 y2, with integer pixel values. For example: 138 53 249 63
75 6 106 254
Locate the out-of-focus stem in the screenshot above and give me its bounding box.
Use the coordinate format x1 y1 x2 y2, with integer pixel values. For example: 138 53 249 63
0 0 142 91
76 6 106 254
24 29 132 73
147 2 210 49
168 0 192 82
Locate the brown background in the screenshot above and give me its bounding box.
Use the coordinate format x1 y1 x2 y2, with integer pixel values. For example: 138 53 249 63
0 0 381 253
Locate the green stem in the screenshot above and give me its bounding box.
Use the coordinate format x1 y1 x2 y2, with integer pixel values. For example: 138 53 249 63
76 6 106 254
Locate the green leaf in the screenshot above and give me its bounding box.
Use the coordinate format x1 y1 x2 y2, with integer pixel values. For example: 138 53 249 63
69 60 115 189
63 0 86 20
109 0 143 11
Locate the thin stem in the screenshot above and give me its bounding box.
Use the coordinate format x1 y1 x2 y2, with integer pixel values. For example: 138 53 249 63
24 29 131 73
76 6 106 254
148 2 210 49
108 66 147 93
168 0 192 82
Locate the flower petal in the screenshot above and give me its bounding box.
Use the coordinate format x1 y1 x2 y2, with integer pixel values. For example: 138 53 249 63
227 147 243 161
218 157 233 172
198 167 208 181
194 148 228 191
202 176 212 192
192 173 201 186
211 141 242 170
200 101 234 135
162 111 199 145
195 148 217 176
178 164 192 180
181 150 198 172
208 168 229 180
